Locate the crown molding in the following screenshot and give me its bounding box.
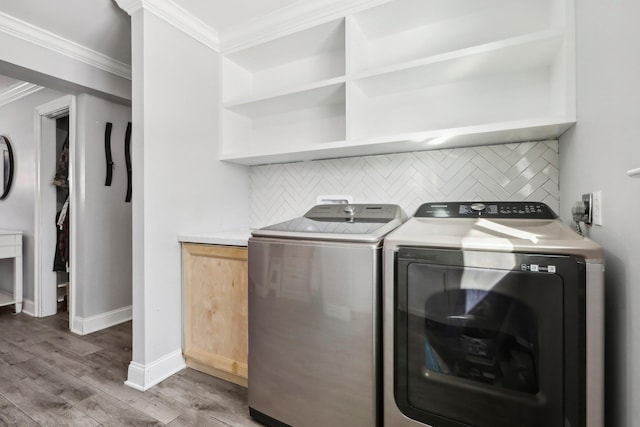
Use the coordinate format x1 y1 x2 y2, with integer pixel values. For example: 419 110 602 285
221 0 389 54
0 11 131 80
115 0 220 52
0 82 44 108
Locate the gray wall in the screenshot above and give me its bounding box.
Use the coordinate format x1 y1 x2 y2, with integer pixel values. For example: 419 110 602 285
74 93 132 318
559 0 640 425
0 90 132 324
0 88 65 303
127 9 249 388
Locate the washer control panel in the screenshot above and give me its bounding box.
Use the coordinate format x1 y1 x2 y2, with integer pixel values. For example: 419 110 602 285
304 204 406 222
415 202 557 219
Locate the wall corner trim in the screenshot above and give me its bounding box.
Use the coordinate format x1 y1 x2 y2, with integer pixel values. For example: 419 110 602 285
71 305 133 335
125 349 186 391
21 299 36 317
0 11 132 80
115 0 220 52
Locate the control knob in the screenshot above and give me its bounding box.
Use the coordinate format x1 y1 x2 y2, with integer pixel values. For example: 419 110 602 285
470 203 486 213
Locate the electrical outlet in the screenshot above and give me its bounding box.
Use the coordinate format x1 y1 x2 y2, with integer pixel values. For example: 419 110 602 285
592 191 602 225
581 193 593 225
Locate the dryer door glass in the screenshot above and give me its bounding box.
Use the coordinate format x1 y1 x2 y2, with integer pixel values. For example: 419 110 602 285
395 249 583 427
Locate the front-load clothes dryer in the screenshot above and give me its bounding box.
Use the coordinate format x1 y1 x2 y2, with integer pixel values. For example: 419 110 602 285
249 204 406 427
383 202 604 427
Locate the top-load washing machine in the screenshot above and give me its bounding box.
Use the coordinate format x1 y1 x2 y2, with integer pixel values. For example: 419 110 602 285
249 203 406 427
383 201 604 427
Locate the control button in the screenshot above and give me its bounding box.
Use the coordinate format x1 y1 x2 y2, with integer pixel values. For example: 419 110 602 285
470 203 486 212
344 206 356 215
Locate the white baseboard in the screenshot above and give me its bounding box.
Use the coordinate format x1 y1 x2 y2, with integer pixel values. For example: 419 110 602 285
125 349 186 391
71 305 132 335
21 299 35 316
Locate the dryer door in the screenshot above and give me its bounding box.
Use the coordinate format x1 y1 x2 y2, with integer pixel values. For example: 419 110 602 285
394 248 585 427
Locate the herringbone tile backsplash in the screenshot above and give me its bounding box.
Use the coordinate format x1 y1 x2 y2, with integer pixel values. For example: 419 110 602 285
249 140 559 228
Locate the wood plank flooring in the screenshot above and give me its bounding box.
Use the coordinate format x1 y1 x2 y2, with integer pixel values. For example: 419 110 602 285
0 307 261 426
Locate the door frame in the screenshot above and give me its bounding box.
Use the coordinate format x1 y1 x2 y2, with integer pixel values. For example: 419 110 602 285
33 95 78 331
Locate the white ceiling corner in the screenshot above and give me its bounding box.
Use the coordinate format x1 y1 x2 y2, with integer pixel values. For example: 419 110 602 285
220 0 385 53
0 82 44 109
115 0 220 51
0 0 387 105
0 10 131 80
119 0 388 54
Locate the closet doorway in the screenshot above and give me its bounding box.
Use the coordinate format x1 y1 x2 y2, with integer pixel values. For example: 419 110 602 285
34 95 77 330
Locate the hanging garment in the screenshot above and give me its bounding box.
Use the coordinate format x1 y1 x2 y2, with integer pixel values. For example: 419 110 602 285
53 196 70 272
52 136 69 187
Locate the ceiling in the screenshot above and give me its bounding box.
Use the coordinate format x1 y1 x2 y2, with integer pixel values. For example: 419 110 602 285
1 0 312 65
0 0 319 105
0 0 132 64
172 0 304 34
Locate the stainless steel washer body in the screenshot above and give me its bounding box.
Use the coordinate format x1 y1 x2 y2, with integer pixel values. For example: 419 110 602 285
249 204 406 427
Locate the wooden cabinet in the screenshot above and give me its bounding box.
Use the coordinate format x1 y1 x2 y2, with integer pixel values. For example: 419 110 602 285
182 243 248 387
220 0 575 165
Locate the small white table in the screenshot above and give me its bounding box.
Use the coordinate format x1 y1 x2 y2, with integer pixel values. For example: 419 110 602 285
0 230 23 313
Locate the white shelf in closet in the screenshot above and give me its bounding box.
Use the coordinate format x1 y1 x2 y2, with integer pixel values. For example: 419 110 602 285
0 290 14 307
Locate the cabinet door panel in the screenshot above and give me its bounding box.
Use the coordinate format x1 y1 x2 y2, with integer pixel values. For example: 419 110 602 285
182 244 248 386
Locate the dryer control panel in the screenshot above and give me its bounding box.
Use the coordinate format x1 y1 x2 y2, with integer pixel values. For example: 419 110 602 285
415 202 557 219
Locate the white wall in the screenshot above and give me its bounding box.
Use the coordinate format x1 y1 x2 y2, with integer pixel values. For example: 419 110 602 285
126 9 250 390
559 1 640 426
74 93 132 319
0 88 65 307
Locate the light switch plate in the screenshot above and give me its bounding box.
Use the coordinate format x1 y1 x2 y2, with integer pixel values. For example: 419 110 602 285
592 191 602 225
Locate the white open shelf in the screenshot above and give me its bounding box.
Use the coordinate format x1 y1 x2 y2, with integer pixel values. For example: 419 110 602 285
220 0 574 165
221 82 346 157
223 19 345 103
0 289 15 307
349 0 555 73
224 77 346 116
351 30 564 97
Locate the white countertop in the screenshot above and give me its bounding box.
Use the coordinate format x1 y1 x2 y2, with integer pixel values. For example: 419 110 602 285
178 229 252 247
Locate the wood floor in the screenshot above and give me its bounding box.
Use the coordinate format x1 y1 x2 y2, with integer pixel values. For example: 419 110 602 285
0 307 261 426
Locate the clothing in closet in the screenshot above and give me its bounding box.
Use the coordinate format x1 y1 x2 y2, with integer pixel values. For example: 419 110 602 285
52 134 70 272
53 196 70 272
52 136 69 188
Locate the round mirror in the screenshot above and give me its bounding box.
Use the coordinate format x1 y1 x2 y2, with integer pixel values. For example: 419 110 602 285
0 135 14 200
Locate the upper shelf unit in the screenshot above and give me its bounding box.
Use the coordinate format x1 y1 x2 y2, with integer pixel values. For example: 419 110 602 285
223 19 346 104
220 0 575 165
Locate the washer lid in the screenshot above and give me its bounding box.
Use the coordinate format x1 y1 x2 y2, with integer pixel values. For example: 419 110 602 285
251 204 407 242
